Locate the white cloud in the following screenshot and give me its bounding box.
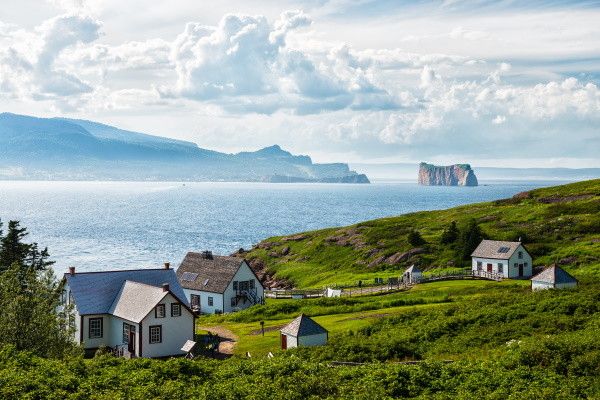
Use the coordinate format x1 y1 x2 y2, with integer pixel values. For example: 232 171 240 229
0 3 599 165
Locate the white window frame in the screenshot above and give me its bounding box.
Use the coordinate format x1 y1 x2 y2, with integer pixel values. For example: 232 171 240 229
171 303 181 317
208 296 214 306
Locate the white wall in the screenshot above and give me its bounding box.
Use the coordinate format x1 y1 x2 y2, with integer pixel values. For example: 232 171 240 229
222 262 264 313
507 245 533 278
184 288 223 314
472 257 509 277
298 333 328 347
282 333 298 349
140 293 195 358
81 314 111 349
109 316 140 356
532 281 577 291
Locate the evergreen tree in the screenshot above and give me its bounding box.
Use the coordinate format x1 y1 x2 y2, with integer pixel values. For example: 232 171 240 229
0 220 54 274
458 219 485 259
407 230 426 246
0 218 76 358
440 221 459 244
0 263 77 358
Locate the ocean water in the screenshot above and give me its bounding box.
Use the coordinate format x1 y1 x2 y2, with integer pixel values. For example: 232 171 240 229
0 180 564 273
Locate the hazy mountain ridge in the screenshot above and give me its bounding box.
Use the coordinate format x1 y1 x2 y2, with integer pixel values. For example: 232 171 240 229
0 113 369 183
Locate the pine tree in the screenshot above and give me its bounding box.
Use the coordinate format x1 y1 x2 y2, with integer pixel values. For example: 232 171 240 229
459 219 485 259
408 230 426 246
0 220 54 274
440 221 459 245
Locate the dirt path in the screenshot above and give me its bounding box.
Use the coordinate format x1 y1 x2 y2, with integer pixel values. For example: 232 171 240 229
198 326 238 356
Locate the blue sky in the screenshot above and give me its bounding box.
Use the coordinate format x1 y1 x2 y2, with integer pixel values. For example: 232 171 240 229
0 0 598 167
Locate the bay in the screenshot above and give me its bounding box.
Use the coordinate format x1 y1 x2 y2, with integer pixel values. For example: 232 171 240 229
0 180 566 272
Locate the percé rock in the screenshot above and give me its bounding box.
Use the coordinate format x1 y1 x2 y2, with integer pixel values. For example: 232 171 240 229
418 162 478 186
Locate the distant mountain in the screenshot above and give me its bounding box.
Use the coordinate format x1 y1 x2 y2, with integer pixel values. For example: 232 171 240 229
0 113 369 183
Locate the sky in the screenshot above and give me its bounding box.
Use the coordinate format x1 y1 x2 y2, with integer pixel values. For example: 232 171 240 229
0 0 599 167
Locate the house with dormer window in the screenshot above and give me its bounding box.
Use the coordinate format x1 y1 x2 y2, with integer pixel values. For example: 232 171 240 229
471 240 533 278
61 264 195 358
176 251 264 314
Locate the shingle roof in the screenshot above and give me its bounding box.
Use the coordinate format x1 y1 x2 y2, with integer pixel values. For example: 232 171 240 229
471 240 522 259
64 268 188 315
531 265 577 285
281 314 328 337
109 281 169 323
176 252 247 293
405 265 421 274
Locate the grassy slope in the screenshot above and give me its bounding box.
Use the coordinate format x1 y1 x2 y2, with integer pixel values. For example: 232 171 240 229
245 179 600 288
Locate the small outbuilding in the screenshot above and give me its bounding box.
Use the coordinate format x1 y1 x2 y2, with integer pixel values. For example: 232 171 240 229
403 265 422 284
280 314 328 350
531 265 578 291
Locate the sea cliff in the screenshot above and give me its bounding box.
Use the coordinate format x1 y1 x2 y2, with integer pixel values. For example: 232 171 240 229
418 163 478 186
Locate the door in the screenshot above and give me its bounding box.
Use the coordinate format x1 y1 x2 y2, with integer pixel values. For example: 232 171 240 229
518 264 524 277
128 332 135 355
281 334 287 350
487 263 493 272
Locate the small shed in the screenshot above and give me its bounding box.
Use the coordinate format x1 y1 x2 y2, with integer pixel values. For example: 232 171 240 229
280 314 328 350
403 265 422 284
531 265 578 291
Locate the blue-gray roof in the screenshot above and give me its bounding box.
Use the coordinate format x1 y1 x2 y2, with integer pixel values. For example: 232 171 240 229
531 265 578 285
65 268 189 315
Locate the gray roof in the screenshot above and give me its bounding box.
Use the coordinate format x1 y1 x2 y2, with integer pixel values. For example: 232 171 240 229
531 265 577 284
176 252 249 293
109 281 170 323
404 265 421 274
281 314 328 337
471 240 523 259
65 268 189 315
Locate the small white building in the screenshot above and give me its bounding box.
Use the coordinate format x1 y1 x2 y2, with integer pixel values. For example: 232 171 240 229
531 265 578 291
280 314 328 350
61 265 195 358
177 251 264 314
471 240 533 278
403 265 422 284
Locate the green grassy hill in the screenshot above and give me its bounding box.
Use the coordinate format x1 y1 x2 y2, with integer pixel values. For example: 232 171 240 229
245 179 600 288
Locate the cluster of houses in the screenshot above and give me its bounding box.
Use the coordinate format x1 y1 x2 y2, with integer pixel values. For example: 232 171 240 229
60 240 576 359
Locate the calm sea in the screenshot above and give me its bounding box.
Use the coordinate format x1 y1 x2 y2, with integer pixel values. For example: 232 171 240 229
0 180 565 273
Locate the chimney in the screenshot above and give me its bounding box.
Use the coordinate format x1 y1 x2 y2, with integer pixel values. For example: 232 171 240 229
164 262 170 269
202 250 213 260
69 266 75 276
162 283 169 292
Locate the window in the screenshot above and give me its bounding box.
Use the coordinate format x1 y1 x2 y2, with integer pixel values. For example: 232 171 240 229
89 317 103 339
233 281 238 290
524 262 528 268
476 261 482 271
498 263 503 273
68 291 73 305
231 297 237 307
149 325 162 344
518 251 523 259
250 279 255 289
514 263 518 268
123 323 135 343
190 294 200 308
208 297 214 306
171 303 181 317
155 304 166 318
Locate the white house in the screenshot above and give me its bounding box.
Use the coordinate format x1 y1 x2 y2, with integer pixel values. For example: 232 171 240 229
61 265 195 358
280 314 328 350
531 265 578 291
176 251 264 314
471 240 533 278
403 265 422 284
